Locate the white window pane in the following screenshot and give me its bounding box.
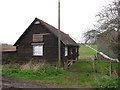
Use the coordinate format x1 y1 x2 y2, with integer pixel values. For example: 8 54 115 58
65 46 68 56
76 48 77 52
33 45 43 56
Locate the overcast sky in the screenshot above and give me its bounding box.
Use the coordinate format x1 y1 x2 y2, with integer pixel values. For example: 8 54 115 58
0 0 113 45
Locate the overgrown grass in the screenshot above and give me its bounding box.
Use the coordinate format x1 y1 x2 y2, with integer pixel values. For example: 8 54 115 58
2 61 119 88
68 61 119 88
2 66 67 79
2 66 73 87
91 77 119 88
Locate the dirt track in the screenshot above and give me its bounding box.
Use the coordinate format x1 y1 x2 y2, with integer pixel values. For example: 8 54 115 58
1 77 59 89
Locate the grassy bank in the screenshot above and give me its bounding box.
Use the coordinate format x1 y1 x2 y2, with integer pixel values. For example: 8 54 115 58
2 61 119 88
2 65 75 87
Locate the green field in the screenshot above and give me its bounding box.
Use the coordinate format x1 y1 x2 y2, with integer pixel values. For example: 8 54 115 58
79 45 97 59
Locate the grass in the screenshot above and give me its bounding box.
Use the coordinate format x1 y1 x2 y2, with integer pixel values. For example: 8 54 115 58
2 61 119 88
2 66 74 87
68 61 119 88
79 45 97 59
69 61 118 74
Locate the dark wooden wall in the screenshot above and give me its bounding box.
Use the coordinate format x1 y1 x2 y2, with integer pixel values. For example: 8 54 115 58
16 23 58 64
15 21 79 66
2 51 17 64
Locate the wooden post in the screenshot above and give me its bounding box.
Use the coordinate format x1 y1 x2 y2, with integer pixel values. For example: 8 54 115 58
71 61 73 65
114 70 118 78
64 62 68 69
58 0 61 67
109 61 112 77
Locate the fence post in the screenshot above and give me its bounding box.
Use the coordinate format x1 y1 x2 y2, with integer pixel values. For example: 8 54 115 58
64 62 67 69
109 61 112 77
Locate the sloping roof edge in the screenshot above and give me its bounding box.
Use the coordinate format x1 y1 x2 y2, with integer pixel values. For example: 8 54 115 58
14 18 78 46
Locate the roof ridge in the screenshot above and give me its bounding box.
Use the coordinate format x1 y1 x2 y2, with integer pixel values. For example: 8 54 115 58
14 18 78 46
36 18 78 46
36 18 70 37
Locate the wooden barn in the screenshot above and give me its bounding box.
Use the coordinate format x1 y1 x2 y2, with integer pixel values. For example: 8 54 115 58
12 18 79 67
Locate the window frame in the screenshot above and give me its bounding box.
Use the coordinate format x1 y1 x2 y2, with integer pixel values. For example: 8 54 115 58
33 45 43 56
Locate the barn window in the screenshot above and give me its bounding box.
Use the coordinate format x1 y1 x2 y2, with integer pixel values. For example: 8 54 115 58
33 45 43 56
33 34 43 42
65 46 68 56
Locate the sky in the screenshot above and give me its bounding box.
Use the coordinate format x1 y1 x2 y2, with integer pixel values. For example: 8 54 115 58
0 0 113 45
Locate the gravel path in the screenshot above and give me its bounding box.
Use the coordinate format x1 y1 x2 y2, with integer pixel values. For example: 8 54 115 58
1 77 59 89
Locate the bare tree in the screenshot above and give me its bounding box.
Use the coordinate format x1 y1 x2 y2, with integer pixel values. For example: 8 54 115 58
84 0 120 44
96 0 120 32
83 0 120 63
83 30 100 44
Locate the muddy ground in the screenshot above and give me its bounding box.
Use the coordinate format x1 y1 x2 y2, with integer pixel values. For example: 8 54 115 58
1 76 59 89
